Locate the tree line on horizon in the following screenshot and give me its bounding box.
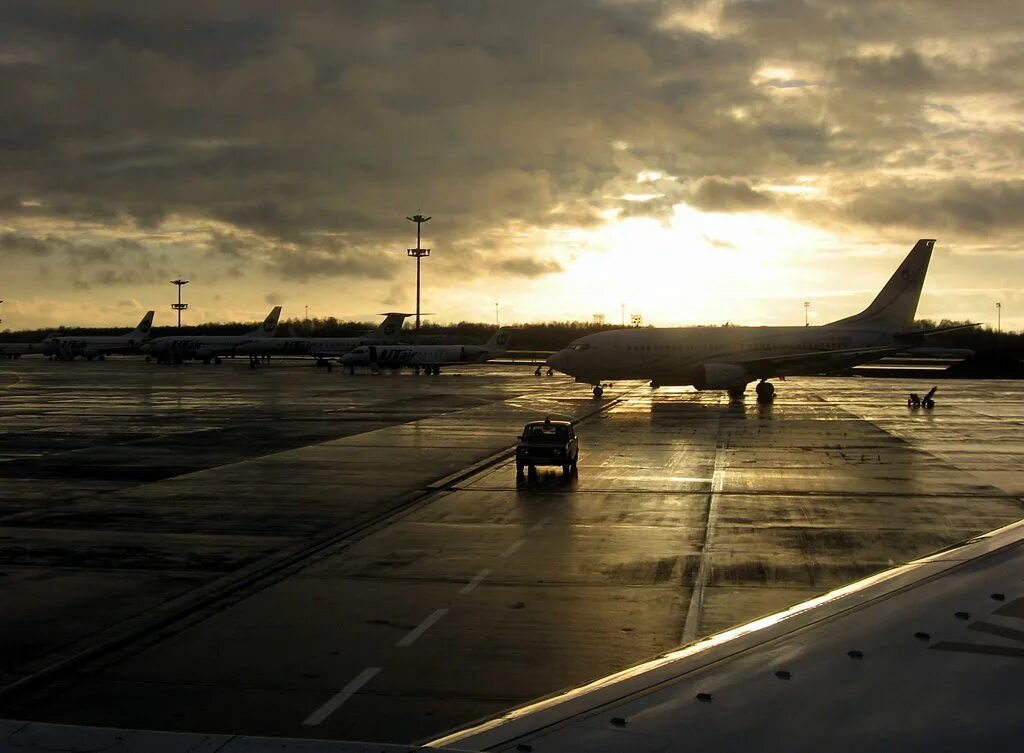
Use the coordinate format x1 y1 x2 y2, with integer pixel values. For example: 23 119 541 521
1 317 1020 355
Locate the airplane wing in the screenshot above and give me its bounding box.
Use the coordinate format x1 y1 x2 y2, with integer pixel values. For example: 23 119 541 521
733 345 898 379
431 518 1024 752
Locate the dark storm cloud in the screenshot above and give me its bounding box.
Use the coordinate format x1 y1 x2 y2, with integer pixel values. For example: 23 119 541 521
2 0 1024 285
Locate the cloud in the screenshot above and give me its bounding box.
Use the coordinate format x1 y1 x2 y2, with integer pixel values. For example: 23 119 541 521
266 245 397 282
498 256 564 278
1 0 1024 324
688 177 777 212
842 179 1024 234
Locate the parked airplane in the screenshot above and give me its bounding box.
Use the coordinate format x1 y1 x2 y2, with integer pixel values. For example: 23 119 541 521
547 239 968 398
234 312 411 367
339 327 514 374
40 311 155 361
140 306 282 364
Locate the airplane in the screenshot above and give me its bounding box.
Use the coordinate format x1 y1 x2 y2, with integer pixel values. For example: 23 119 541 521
234 312 411 368
339 327 514 374
39 311 155 361
139 306 282 364
546 239 971 399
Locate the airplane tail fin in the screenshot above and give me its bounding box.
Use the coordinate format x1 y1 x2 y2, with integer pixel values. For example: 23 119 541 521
249 306 283 338
484 327 513 352
131 311 155 339
374 312 410 340
826 239 934 331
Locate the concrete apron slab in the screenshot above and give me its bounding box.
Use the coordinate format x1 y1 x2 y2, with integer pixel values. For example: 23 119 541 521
0 380 622 703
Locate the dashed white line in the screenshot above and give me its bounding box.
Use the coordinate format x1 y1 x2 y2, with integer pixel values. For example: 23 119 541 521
460 568 493 595
530 516 552 531
396 608 449 648
500 539 526 558
302 666 381 726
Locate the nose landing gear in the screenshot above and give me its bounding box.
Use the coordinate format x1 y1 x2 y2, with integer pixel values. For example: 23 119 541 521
592 384 604 398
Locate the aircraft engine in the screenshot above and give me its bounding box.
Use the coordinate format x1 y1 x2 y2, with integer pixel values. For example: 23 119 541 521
694 362 748 390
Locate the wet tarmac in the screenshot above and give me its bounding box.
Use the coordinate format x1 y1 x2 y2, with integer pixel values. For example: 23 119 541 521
1 359 1022 744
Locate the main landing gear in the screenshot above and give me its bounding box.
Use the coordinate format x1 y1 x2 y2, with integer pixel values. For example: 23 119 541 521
755 379 775 403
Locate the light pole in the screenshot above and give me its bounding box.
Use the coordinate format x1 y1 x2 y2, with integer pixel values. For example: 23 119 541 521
804 301 810 327
995 301 1003 348
171 280 189 330
0 299 4 328
495 302 499 328
406 215 431 331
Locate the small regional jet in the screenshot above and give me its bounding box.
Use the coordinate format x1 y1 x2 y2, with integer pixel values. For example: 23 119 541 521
40 311 155 361
339 327 513 374
140 306 282 364
234 312 411 368
547 239 970 398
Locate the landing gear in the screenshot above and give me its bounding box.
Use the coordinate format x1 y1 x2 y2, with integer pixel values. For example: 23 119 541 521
593 384 604 398
97 355 105 361
755 379 775 403
727 385 746 401
214 357 222 365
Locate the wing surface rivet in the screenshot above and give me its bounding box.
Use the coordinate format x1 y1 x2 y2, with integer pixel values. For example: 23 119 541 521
774 670 792 680
914 632 931 641
611 717 628 727
954 611 970 620
991 593 1006 601
847 650 864 659
696 692 713 702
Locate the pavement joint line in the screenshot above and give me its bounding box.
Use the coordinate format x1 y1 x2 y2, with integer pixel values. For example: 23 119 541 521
681 429 730 645
500 539 526 558
459 569 493 595
530 516 552 531
396 609 449 648
302 666 381 726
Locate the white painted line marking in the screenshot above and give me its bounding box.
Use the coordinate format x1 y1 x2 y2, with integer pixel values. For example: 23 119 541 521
681 432 729 645
530 516 552 531
396 608 449 648
460 568 493 595
500 539 526 558
302 666 381 726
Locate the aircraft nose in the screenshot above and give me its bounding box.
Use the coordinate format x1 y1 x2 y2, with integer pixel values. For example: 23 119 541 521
546 350 567 373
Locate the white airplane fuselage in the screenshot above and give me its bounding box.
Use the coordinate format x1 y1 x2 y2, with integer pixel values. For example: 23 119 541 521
548 324 891 387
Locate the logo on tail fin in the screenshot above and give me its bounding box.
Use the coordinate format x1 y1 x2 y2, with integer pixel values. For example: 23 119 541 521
384 323 396 336
496 332 510 348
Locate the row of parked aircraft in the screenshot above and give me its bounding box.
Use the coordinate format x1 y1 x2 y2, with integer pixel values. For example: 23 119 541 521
0 239 972 397
0 308 515 372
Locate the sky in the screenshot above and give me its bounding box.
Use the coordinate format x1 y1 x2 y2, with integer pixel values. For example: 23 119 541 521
1 0 1022 331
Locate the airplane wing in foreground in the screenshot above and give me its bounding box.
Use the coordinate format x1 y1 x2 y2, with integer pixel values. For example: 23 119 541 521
431 518 1024 752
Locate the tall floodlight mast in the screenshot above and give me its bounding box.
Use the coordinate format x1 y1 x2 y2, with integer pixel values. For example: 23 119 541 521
406 215 431 331
171 279 189 330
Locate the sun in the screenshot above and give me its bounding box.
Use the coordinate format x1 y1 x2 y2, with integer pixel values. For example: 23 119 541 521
552 204 838 326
